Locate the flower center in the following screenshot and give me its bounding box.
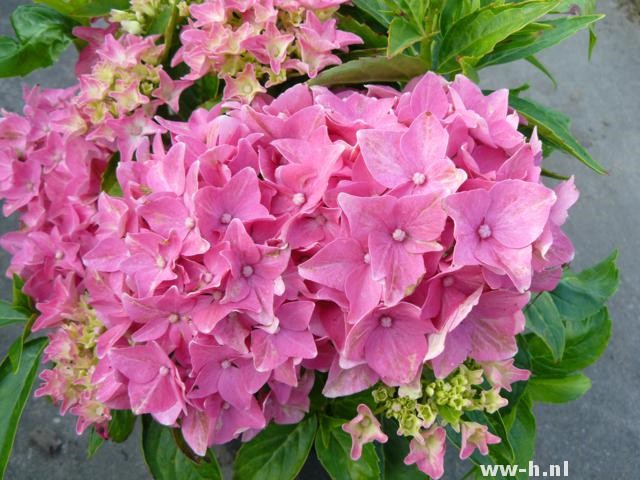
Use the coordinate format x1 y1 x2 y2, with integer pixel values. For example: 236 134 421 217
363 253 371 264
184 217 195 229
380 315 393 328
155 255 166 268
315 214 327 225
412 172 426 185
242 265 254 277
158 366 169 376
203 272 213 283
477 224 492 239
220 212 232 224
54 250 64 260
221 360 231 369
442 276 454 288
292 192 306 206
392 228 407 242
168 313 179 324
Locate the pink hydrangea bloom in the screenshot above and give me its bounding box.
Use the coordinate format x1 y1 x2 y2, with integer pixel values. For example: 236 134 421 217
174 0 362 101
0 67 579 459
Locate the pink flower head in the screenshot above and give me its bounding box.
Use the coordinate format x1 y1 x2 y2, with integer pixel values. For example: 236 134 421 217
342 404 388 460
444 180 556 291
403 426 447 479
459 421 501 459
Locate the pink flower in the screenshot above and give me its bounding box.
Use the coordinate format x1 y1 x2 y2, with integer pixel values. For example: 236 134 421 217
480 359 531 392
120 231 182 296
403 426 447 479
251 300 318 371
109 341 186 425
220 219 290 321
241 23 295 74
189 339 269 409
358 112 466 196
342 404 388 460
431 290 529 378
338 192 446 305
299 237 382 322
152 69 193 112
459 421 501 459
344 303 432 385
194 167 272 242
444 180 556 291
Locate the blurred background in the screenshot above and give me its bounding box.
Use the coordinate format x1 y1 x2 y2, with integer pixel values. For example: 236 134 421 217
1 1 639 478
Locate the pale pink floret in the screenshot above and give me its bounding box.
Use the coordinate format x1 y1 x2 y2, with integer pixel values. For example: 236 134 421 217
459 421 502 459
444 180 556 291
403 426 447 479
342 404 388 460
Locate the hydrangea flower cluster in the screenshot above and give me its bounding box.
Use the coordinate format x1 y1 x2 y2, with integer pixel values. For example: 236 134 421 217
0 70 579 470
173 0 362 101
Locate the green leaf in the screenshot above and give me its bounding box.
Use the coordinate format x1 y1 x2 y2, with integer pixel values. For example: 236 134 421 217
387 17 423 57
436 0 561 74
380 419 423 480
525 55 557 88
529 307 612 376
309 55 428 87
0 5 78 78
503 393 536 478
234 415 317 480
87 427 105 459
108 409 136 443
525 292 565 361
315 415 380 480
147 2 176 36
509 95 607 174
549 250 619 321
440 0 481 34
352 0 393 27
478 15 603 68
12 274 34 317
141 416 222 480
0 337 48 478
0 301 28 329
101 153 123 196
4 312 37 373
527 374 591 403
337 13 388 48
35 0 129 19
327 389 376 420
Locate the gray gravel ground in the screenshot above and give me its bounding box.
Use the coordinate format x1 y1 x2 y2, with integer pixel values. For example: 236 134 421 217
1 1 639 479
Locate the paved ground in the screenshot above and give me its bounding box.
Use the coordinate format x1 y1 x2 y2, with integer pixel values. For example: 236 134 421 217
1 1 638 479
